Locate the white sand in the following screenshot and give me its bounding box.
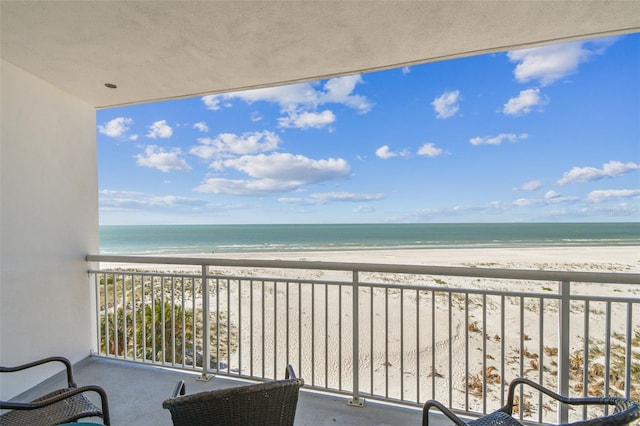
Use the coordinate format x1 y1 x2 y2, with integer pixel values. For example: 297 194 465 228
210 245 640 270
99 246 640 421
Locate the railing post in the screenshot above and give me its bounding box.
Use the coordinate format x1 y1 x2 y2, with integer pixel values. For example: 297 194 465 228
625 304 632 399
348 270 364 407
558 280 570 423
198 264 213 381
91 272 101 356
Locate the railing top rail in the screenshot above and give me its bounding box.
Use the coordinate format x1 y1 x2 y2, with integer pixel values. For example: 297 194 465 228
86 254 640 285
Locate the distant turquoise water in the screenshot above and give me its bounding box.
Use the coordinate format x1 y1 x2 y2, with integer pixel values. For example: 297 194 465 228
99 223 640 255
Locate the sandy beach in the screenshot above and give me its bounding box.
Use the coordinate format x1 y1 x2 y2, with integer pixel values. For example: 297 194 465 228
104 245 640 276
208 245 640 270
98 246 640 422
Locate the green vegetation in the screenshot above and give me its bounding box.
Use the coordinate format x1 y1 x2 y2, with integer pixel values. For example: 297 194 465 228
100 300 236 367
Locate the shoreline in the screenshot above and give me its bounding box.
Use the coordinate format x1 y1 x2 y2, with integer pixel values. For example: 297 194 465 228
104 245 640 272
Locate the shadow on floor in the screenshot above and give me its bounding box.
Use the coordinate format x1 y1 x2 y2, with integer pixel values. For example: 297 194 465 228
12 356 447 425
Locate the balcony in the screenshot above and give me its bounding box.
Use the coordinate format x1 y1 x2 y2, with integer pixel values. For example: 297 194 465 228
74 255 640 424
16 356 427 425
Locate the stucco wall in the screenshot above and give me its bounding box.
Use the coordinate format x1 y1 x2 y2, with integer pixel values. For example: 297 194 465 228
0 60 98 400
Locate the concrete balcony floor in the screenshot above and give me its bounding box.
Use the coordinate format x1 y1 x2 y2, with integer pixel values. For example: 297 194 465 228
15 356 449 425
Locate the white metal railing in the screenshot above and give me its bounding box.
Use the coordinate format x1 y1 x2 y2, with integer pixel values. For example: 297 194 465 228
86 255 640 424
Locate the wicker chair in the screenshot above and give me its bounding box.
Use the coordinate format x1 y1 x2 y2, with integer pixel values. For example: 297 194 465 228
162 365 304 426
423 377 640 426
0 356 110 426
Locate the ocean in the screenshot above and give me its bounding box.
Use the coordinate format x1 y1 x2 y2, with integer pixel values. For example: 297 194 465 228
99 223 640 255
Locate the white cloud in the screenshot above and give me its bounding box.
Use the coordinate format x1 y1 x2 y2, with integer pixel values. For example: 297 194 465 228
202 95 223 110
375 145 410 159
276 197 317 206
97 117 133 138
146 120 173 139
513 198 538 207
354 204 376 213
148 195 208 208
194 178 303 195
516 180 542 191
402 67 411 75
470 133 528 146
544 190 561 199
322 75 372 113
278 110 336 129
417 143 444 157
550 195 579 204
507 39 614 86
432 90 460 119
586 189 640 203
224 153 349 181
513 193 578 208
408 201 519 221
99 197 147 209
557 160 640 185
375 145 395 159
135 145 191 172
99 192 211 211
190 131 281 160
216 85 314 108
316 192 384 202
195 153 350 195
279 192 384 205
503 89 546 116
100 189 144 196
201 75 372 116
375 145 394 159
193 121 208 132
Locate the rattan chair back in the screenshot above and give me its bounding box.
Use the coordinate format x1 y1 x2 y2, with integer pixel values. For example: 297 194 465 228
163 365 304 426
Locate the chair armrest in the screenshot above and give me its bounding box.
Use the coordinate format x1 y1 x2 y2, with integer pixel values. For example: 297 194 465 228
285 364 297 380
171 380 186 398
0 356 76 388
503 377 640 425
423 400 467 426
505 378 564 414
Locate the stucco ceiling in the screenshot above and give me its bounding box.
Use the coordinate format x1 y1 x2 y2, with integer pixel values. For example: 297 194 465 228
1 1 638 109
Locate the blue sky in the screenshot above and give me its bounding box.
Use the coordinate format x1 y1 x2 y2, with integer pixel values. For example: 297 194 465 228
97 34 639 225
